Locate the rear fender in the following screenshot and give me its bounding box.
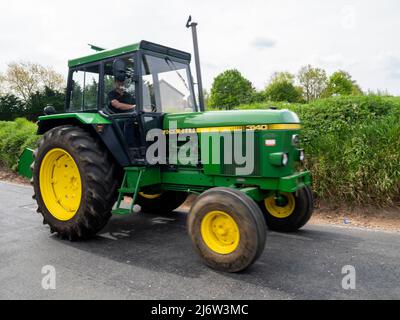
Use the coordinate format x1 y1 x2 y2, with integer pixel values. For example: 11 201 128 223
37 113 131 167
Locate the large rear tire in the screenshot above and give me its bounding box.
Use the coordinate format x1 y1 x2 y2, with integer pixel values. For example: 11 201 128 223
188 187 267 273
259 186 314 233
32 125 119 240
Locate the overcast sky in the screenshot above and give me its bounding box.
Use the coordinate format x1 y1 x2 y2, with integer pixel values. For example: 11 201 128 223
0 0 399 94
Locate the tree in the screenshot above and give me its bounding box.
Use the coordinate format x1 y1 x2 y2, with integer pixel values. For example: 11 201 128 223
298 65 327 102
0 94 25 121
209 69 255 109
0 73 6 96
366 89 391 97
351 84 363 96
203 89 210 110
264 72 303 103
2 62 65 102
323 70 363 97
251 90 266 103
25 87 65 121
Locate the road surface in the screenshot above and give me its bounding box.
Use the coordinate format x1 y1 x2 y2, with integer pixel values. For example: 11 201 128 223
0 181 399 300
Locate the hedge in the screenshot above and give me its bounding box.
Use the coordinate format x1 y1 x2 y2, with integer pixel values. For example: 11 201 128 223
237 96 400 206
0 118 40 170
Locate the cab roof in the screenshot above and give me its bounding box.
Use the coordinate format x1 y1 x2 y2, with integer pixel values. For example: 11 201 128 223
68 40 191 68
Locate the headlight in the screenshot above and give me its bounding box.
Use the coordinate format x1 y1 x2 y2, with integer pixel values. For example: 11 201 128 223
299 150 305 162
282 153 289 166
292 134 300 147
269 153 289 166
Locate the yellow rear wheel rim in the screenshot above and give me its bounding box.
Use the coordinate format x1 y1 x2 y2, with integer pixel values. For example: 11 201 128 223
265 193 296 219
139 192 162 200
201 211 240 255
39 148 82 221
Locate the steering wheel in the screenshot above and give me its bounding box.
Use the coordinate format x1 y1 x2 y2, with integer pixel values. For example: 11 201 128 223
100 105 139 119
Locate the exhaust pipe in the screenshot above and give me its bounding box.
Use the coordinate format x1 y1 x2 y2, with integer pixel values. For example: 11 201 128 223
186 15 205 112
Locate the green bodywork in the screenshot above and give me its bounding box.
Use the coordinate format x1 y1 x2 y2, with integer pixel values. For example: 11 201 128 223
39 113 112 124
68 43 141 67
163 109 300 128
18 148 34 179
38 109 298 127
23 109 311 215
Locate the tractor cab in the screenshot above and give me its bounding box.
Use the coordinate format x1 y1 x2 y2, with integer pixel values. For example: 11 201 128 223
65 40 198 164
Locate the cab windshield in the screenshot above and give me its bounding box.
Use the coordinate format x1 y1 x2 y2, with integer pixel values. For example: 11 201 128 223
141 55 196 113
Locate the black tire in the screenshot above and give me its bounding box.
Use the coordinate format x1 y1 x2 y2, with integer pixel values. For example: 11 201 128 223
32 125 119 240
137 191 188 215
260 186 314 233
188 187 267 273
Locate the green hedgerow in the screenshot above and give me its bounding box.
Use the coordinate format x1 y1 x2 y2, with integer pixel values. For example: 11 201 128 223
237 96 400 206
0 118 40 169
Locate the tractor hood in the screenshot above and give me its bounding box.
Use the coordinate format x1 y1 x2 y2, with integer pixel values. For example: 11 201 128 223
163 109 300 130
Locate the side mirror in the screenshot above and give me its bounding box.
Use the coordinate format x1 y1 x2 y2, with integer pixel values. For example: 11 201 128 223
113 59 126 82
44 105 57 115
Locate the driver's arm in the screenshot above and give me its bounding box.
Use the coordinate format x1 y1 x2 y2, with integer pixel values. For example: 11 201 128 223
111 99 136 111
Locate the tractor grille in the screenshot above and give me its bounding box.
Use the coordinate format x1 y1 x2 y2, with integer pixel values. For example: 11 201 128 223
222 132 260 176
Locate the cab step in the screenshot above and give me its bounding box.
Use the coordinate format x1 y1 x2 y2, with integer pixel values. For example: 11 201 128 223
111 208 133 216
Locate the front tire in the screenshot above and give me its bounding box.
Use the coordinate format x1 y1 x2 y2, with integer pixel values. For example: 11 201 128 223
259 186 314 232
32 125 119 240
188 187 267 273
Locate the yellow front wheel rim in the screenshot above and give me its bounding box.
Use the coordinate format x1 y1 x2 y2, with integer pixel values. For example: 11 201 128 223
39 148 82 221
139 192 162 200
265 193 296 219
201 211 240 255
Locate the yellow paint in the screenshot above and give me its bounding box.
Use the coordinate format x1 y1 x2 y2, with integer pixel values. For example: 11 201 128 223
163 124 301 134
196 126 244 133
268 124 301 130
264 193 296 219
39 148 82 221
201 211 240 255
139 192 162 200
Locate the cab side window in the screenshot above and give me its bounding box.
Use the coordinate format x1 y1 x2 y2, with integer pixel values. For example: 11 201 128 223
69 65 100 111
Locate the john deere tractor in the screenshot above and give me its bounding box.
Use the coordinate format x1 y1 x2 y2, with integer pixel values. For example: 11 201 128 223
22 39 313 273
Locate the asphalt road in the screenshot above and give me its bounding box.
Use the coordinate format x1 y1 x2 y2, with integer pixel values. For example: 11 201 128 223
0 181 399 300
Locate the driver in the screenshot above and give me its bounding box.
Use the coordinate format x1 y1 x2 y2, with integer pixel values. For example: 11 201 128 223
108 79 136 113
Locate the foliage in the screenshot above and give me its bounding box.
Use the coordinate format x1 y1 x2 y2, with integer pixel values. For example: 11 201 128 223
1 61 65 102
323 70 363 97
25 87 65 121
203 89 210 109
209 69 255 110
0 94 25 121
298 65 328 102
236 96 400 206
304 115 400 206
264 72 303 103
0 61 66 121
0 118 39 169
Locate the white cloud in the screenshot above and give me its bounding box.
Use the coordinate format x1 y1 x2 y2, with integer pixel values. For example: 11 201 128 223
251 38 277 49
0 0 399 94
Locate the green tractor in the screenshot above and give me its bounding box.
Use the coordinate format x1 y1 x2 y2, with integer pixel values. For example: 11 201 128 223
21 36 313 273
